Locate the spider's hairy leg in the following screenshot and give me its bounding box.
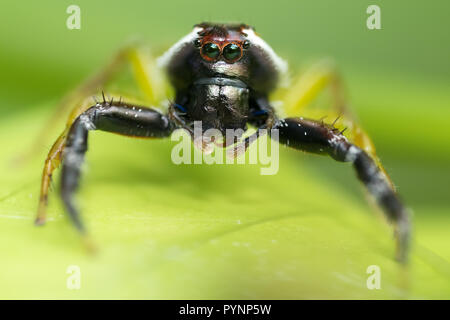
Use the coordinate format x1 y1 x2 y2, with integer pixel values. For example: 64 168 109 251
280 61 379 156
35 97 96 226
272 118 411 263
35 129 69 226
280 61 394 187
36 100 174 236
36 94 139 226
21 43 165 163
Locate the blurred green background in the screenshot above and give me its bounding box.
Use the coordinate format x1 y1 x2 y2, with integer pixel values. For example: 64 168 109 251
0 0 449 299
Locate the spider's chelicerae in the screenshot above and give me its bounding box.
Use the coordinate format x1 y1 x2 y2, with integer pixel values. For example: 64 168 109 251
35 22 411 262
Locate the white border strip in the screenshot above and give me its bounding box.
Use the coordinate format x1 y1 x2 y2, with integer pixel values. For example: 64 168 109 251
243 28 289 76
156 27 203 69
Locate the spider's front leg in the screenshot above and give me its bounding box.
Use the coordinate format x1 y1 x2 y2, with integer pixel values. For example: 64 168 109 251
37 100 175 234
272 117 411 263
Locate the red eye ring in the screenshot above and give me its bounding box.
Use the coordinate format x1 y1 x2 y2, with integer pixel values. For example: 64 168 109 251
200 42 221 61
222 42 243 63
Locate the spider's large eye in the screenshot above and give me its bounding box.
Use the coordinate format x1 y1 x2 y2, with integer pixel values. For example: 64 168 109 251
223 43 243 62
201 42 220 61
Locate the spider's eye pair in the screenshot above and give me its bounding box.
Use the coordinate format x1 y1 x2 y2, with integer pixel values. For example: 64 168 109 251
199 42 245 63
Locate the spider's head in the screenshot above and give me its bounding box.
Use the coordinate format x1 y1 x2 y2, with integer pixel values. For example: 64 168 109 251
159 22 287 93
159 22 288 150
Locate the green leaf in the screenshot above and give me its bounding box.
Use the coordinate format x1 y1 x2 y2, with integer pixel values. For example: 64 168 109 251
0 104 449 299
1 0 449 300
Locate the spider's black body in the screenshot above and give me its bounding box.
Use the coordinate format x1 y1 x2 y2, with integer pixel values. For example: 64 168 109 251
36 22 411 263
164 23 280 138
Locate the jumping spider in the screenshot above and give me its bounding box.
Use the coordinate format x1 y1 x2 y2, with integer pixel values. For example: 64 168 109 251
34 22 411 262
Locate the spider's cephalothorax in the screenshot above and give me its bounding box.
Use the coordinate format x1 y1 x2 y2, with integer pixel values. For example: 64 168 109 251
157 22 287 143
35 22 411 263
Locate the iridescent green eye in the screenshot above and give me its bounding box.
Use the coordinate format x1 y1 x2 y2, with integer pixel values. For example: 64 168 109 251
223 43 242 62
201 43 220 60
